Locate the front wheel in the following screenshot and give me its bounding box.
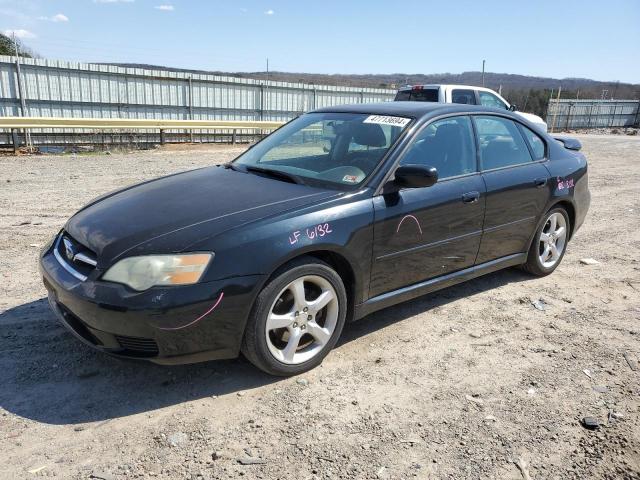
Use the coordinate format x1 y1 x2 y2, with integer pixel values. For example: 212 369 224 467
522 207 571 276
241 258 347 376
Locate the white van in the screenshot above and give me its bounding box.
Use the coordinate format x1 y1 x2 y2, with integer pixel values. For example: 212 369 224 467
394 84 547 131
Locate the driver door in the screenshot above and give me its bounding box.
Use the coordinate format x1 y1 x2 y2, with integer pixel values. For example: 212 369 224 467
369 116 486 297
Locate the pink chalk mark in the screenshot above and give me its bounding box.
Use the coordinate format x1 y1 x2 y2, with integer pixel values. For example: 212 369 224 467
396 214 423 235
157 291 224 331
557 176 574 191
289 230 301 245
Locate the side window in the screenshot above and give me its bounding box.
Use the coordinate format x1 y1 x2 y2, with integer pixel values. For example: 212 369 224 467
451 89 476 105
479 91 508 110
475 116 533 170
520 125 546 160
400 116 476 179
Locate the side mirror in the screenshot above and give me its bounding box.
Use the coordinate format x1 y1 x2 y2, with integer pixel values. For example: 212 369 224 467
509 104 518 112
393 164 438 189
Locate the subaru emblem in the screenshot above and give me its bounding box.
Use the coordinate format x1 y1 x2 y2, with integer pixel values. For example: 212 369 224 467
62 237 76 262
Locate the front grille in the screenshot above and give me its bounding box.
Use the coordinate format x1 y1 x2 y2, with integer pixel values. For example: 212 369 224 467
115 335 160 357
53 233 97 281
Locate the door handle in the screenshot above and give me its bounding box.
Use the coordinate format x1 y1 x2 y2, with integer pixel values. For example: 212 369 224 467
462 191 480 203
534 177 548 188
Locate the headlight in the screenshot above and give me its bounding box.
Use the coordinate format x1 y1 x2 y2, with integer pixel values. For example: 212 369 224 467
102 253 213 291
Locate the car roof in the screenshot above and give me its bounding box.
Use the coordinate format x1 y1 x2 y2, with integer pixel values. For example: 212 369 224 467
396 84 495 92
311 101 515 120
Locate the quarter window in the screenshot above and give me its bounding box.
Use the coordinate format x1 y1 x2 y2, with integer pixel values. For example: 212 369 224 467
520 125 546 160
400 116 476 179
479 91 508 110
451 89 476 105
475 116 533 170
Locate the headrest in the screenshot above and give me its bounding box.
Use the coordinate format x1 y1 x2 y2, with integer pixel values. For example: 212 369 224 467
435 123 463 142
352 123 387 148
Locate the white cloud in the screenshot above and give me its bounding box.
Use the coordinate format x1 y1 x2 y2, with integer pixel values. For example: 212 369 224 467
154 4 174 11
264 9 274 15
38 13 69 22
3 29 36 39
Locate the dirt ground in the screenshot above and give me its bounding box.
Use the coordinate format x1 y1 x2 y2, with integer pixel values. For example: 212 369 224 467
0 136 639 480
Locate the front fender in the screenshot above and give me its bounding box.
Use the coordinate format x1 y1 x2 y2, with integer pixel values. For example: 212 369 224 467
188 194 376 304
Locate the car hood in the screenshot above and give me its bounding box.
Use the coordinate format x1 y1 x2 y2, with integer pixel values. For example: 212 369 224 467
65 166 338 266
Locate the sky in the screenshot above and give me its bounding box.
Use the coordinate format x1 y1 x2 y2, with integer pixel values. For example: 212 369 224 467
1 0 639 83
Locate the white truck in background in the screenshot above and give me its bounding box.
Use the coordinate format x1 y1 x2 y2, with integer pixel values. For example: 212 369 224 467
394 84 548 132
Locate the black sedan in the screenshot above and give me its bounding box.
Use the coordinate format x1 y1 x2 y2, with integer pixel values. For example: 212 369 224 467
40 102 590 376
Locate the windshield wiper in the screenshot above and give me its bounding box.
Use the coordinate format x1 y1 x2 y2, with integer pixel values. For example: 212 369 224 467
244 165 305 185
223 162 241 171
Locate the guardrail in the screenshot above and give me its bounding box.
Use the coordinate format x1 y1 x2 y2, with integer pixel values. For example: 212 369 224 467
0 117 287 151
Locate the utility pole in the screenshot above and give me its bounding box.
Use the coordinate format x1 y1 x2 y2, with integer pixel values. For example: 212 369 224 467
187 77 194 143
612 81 619 100
266 58 269 121
12 33 32 152
482 60 485 87
550 86 562 133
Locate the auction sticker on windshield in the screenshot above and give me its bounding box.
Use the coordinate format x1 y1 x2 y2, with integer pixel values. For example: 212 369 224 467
363 115 411 127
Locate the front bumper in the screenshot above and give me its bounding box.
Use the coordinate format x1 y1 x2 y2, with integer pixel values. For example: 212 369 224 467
40 242 265 364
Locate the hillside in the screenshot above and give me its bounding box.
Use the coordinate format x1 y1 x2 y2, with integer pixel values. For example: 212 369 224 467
243 70 640 98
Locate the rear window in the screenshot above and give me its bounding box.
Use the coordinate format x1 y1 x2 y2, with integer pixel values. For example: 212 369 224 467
394 88 439 102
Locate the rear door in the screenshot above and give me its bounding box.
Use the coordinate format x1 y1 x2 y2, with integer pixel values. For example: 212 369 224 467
370 115 485 297
473 115 551 264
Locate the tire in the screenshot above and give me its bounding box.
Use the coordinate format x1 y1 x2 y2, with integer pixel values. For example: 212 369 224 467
522 207 571 276
241 257 347 376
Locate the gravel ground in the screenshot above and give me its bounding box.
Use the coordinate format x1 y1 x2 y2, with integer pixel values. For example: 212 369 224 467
0 136 639 480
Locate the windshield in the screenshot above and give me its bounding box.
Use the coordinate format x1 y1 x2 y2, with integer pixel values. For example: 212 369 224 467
233 112 412 189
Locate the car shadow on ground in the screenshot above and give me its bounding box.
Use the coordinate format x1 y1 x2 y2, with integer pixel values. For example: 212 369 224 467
0 268 532 425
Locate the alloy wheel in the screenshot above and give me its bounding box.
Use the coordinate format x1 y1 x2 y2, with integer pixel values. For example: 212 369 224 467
265 275 339 365
538 212 567 268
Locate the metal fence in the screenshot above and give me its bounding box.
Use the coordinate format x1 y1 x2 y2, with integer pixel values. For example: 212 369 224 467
546 99 640 131
0 55 395 147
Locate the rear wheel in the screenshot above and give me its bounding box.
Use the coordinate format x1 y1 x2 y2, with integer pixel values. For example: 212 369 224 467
522 207 570 276
241 258 347 376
